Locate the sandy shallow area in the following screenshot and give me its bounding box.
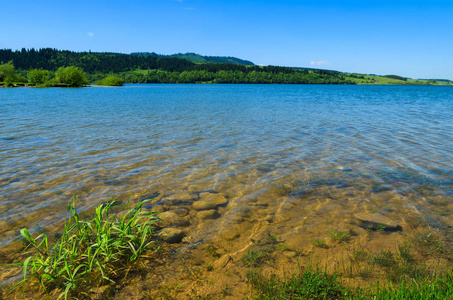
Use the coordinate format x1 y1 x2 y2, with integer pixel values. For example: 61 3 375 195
2 167 452 299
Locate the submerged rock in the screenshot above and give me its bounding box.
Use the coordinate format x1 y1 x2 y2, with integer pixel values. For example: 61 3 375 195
283 251 297 258
219 227 240 241
192 193 227 211
90 285 113 299
188 184 203 193
145 204 165 213
156 211 190 227
214 255 233 268
157 228 186 243
197 209 220 220
354 213 400 230
172 207 190 217
166 193 196 205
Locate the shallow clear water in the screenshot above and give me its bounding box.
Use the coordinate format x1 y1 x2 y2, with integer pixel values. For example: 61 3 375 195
1 84 453 247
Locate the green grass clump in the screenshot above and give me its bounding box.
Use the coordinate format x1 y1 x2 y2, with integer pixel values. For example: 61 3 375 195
265 232 280 245
329 230 351 243
312 239 328 249
372 250 397 268
206 245 220 258
241 248 273 268
9 197 160 299
247 265 348 299
397 241 413 263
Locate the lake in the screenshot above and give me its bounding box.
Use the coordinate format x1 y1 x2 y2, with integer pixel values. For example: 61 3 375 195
1 84 453 250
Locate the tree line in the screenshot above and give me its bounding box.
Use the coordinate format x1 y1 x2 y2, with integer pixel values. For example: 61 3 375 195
0 61 90 87
0 48 194 73
0 48 338 75
1 61 125 87
383 75 407 81
0 48 355 85
102 69 353 84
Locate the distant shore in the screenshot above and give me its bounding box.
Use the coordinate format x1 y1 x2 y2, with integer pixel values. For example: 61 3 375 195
2 82 452 88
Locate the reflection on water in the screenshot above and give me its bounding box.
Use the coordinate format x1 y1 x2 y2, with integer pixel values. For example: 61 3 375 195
0 84 453 248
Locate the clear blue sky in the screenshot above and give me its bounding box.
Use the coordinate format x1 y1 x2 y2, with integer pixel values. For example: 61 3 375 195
1 0 452 79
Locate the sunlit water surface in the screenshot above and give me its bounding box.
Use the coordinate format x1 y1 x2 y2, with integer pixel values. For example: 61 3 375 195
1 84 453 248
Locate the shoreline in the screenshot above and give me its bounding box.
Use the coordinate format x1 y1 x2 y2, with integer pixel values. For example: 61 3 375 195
2 82 452 88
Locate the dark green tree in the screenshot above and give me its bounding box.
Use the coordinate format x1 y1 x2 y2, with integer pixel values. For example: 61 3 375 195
0 61 16 85
28 68 50 85
97 75 124 86
55 66 87 87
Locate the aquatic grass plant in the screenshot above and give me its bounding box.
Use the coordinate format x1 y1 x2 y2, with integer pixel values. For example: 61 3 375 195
265 232 280 245
343 240 450 287
206 245 220 258
413 230 449 257
350 247 369 263
312 239 329 249
397 241 413 263
372 250 397 268
8 197 160 299
242 248 274 268
329 230 351 243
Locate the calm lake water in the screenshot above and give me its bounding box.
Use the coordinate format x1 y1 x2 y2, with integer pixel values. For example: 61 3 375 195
1 84 453 248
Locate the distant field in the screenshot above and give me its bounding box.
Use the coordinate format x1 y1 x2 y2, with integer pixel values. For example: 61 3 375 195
344 73 452 85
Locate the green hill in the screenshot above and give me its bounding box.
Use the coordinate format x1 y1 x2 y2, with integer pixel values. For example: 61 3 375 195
130 52 254 65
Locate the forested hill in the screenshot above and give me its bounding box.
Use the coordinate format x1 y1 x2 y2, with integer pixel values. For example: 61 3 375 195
130 52 255 65
0 48 359 84
0 48 195 73
0 48 349 80
2 48 451 86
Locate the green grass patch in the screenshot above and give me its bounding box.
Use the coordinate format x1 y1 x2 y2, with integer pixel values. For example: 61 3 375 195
7 197 160 299
247 265 349 299
248 263 453 299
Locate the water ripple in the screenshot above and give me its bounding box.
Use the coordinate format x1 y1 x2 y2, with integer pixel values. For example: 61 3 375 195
0 85 452 247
